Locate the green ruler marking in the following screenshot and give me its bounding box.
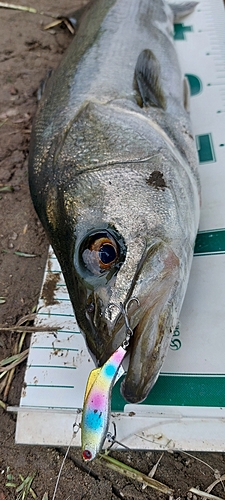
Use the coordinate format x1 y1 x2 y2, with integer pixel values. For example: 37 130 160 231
194 229 225 255
112 374 225 411
174 23 193 40
185 74 202 96
196 133 216 163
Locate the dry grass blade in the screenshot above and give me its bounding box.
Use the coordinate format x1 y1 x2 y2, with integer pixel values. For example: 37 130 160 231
189 487 224 500
177 451 215 472
142 452 164 490
0 350 29 373
0 2 59 19
41 494 48 500
16 312 37 326
14 251 36 257
99 453 173 495
17 473 36 499
0 118 8 127
206 475 225 494
63 18 74 34
0 399 7 409
1 337 20 400
0 2 37 12
0 313 35 400
0 185 13 192
0 309 59 401
5 471 36 500
43 19 62 30
0 311 58 332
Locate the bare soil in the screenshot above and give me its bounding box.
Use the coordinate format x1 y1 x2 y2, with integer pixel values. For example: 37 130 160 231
0 2 225 499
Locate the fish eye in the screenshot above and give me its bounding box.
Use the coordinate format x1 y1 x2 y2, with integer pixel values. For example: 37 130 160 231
81 232 119 275
93 237 117 267
82 449 92 461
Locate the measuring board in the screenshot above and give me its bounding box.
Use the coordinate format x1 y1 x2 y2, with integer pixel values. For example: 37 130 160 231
15 0 225 451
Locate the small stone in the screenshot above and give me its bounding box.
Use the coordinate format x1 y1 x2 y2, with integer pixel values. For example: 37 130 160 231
10 231 18 240
10 85 18 95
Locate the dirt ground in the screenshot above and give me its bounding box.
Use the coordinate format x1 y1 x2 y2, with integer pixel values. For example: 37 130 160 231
0 1 225 499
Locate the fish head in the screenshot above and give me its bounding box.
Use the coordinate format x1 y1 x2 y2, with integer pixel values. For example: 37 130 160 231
43 101 197 403
72 222 181 404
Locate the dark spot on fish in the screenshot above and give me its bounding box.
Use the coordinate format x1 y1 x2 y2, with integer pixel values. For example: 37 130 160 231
41 272 60 306
94 409 98 414
146 171 167 191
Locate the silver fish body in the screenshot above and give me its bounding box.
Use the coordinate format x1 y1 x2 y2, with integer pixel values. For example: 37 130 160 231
29 0 200 403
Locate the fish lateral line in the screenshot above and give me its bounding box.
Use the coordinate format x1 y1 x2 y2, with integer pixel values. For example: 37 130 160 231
72 154 161 177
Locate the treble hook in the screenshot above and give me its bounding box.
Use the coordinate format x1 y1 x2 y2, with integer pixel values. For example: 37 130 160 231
106 422 130 451
107 296 140 349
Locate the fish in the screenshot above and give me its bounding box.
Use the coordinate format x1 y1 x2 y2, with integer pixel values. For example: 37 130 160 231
28 0 201 405
81 344 126 461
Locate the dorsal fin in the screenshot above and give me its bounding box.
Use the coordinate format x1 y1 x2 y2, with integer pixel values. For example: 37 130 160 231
169 2 198 22
84 366 101 401
134 49 166 110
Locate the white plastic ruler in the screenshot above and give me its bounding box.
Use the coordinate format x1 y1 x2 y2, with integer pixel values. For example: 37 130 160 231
15 0 225 451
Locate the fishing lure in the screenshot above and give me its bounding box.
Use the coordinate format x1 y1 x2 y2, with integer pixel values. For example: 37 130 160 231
81 298 139 462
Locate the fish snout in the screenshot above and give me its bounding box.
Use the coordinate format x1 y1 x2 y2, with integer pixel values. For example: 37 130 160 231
120 247 181 403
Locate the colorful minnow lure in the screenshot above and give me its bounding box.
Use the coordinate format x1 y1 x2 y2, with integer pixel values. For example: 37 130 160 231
81 344 126 461
81 298 139 462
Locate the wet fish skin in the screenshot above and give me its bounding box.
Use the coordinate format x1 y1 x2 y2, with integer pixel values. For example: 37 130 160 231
29 0 200 403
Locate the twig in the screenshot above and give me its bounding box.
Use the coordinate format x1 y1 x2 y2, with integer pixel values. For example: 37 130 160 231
0 325 58 332
98 453 173 495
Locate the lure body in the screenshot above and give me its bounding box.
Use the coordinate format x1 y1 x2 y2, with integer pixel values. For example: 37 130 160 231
81 345 126 461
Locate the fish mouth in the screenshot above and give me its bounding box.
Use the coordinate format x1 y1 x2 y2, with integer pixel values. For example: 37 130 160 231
120 299 174 403
96 244 181 404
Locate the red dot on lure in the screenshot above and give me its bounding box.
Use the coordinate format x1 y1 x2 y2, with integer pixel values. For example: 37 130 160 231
82 449 92 461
